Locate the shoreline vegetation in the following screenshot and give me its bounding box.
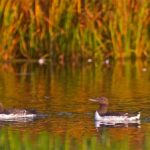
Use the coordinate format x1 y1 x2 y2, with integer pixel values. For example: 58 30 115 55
0 0 150 62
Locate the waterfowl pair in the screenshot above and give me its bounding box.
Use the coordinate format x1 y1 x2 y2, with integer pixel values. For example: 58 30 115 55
89 97 140 126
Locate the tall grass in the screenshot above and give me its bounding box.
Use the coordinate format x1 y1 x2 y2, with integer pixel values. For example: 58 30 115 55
0 0 149 61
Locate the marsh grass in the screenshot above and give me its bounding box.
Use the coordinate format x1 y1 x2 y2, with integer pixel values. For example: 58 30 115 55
0 0 149 61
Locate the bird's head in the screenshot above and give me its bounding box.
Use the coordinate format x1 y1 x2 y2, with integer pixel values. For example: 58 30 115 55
89 97 109 105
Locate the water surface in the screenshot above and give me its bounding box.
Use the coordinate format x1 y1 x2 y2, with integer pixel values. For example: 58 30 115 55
0 60 150 149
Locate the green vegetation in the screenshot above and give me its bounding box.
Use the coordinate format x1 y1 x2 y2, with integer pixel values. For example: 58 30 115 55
0 129 149 150
0 0 149 61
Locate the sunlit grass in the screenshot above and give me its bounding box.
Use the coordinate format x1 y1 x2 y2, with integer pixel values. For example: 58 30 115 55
0 0 149 61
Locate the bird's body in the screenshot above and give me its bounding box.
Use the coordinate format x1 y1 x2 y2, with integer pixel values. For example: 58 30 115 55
94 110 140 121
0 103 46 121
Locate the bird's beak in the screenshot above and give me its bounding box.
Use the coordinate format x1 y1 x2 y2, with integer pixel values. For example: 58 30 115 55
89 99 99 102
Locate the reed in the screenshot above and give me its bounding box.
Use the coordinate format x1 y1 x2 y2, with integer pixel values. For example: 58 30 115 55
0 0 149 61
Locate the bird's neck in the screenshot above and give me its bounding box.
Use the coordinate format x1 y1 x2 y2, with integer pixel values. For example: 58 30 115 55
97 104 108 115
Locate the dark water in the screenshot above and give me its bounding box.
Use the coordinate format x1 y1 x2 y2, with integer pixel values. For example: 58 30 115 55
0 60 150 149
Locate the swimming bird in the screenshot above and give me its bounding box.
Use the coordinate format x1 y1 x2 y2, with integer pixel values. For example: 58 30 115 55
0 103 46 121
89 97 140 125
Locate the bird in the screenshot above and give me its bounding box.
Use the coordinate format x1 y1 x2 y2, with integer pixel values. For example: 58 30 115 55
0 103 46 121
89 97 140 125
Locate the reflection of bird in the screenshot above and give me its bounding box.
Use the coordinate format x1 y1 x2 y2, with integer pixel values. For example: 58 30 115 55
89 97 140 122
0 103 45 121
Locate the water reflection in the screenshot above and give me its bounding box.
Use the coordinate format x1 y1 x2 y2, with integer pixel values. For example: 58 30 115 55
0 60 149 148
94 120 141 128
